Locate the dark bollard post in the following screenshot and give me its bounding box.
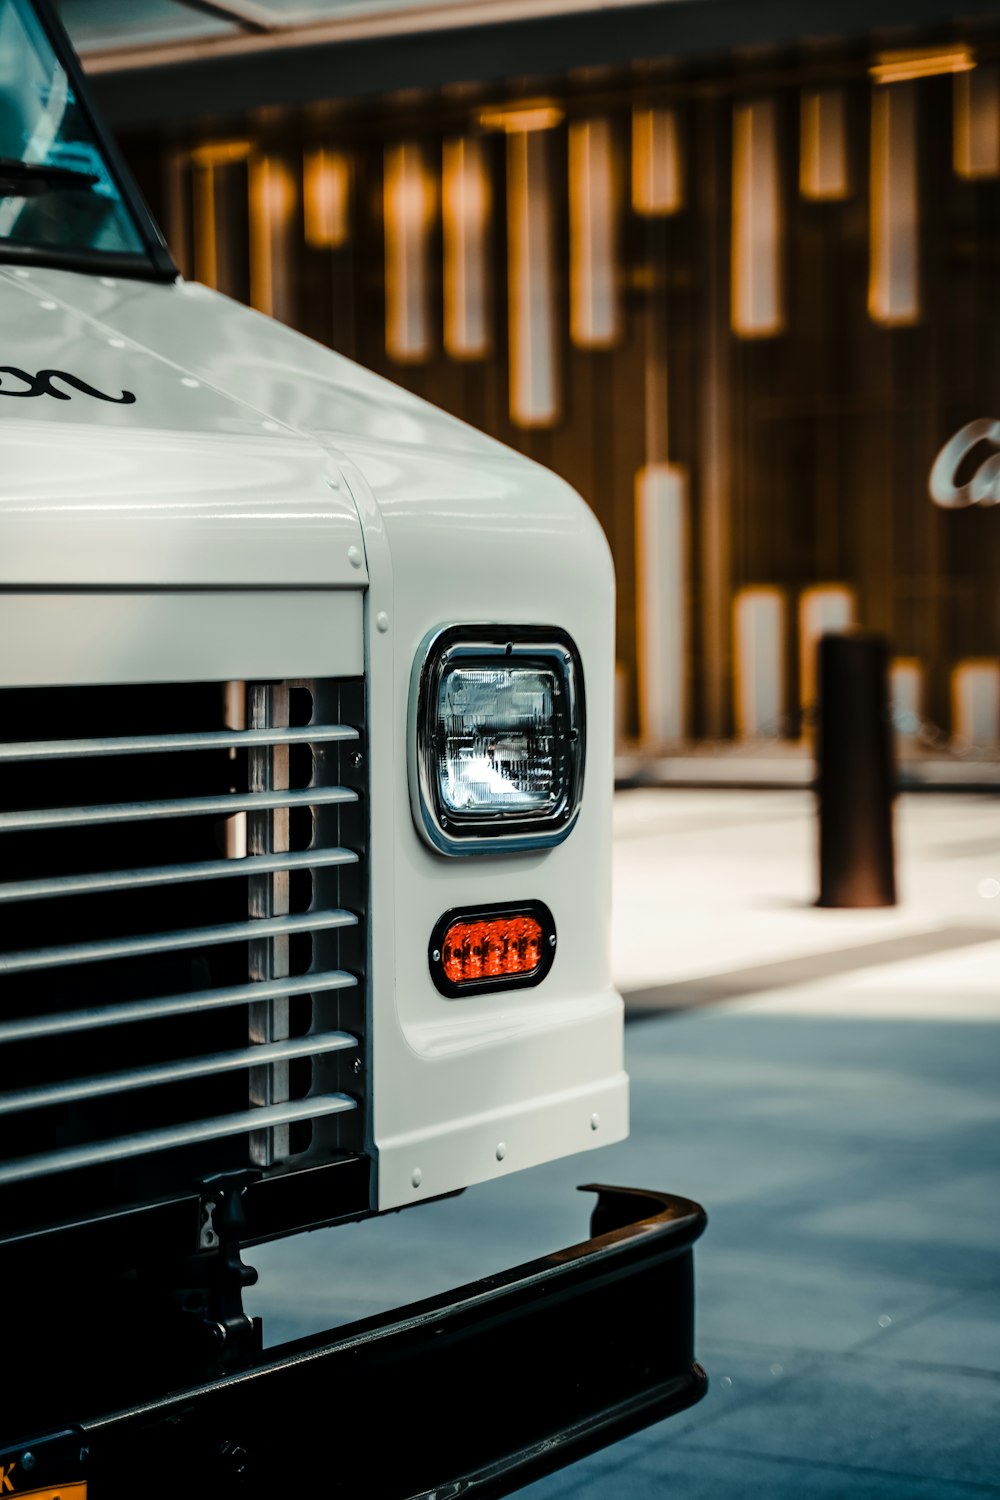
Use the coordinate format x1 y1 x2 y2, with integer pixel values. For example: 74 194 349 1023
816 630 896 907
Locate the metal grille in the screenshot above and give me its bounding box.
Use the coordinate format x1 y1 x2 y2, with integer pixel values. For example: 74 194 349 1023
0 677 367 1241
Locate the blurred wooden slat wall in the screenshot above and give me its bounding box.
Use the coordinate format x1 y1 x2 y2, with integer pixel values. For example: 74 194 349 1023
124 37 1000 746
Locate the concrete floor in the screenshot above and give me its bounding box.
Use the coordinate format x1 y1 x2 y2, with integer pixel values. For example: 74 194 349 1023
251 791 1000 1498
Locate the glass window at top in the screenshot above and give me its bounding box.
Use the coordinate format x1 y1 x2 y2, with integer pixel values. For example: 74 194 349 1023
0 0 144 260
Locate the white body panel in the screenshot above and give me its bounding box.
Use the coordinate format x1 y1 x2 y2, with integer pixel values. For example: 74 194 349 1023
0 265 626 1212
0 591 363 686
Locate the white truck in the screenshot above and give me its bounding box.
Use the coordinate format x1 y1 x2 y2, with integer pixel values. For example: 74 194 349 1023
0 2 705 1494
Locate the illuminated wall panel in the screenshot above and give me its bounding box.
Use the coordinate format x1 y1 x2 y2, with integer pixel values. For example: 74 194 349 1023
954 66 1000 180
890 658 923 738
190 141 250 294
507 127 558 427
952 659 1000 747
798 586 855 728
442 136 490 359
632 107 683 216
569 118 620 348
800 89 849 200
193 159 218 287
119 35 1000 757
384 142 434 363
249 153 296 323
303 147 350 248
635 463 688 745
731 99 784 337
869 83 920 326
733 587 786 739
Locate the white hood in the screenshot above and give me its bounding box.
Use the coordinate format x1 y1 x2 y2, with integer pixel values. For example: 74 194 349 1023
0 264 537 589
0 266 377 587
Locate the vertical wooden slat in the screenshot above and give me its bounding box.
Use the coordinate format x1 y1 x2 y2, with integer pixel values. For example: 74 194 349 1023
699 94 733 739
193 160 218 288
800 89 849 200
164 148 192 278
954 66 1000 180
249 153 296 324
632 107 683 216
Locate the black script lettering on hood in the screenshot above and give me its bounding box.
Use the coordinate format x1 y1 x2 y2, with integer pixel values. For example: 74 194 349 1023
0 366 136 403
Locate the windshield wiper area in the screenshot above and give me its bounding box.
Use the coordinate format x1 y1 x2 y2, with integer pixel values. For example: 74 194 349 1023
0 157 99 199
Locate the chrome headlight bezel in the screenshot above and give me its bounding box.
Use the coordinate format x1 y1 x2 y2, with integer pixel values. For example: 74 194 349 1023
410 623 586 856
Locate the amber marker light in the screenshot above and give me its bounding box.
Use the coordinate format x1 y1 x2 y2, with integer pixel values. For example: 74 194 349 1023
429 901 556 997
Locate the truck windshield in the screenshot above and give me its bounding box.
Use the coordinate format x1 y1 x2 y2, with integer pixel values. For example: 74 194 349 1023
0 0 147 264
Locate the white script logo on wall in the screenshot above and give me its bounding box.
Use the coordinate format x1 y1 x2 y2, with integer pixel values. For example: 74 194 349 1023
929 419 1000 508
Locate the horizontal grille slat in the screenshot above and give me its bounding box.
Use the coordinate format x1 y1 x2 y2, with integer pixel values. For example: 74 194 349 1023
0 724 358 762
0 846 358 904
0 969 358 1043
0 784 356 834
0 908 356 974
0 1095 358 1188
0 1031 358 1116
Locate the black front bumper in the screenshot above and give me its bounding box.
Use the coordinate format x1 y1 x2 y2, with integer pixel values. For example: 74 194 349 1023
5 1185 706 1499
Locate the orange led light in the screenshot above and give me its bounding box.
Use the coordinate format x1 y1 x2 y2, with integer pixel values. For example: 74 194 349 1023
442 915 544 986
429 900 556 995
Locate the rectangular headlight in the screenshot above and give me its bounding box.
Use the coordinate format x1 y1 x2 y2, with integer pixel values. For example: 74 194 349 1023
411 626 585 855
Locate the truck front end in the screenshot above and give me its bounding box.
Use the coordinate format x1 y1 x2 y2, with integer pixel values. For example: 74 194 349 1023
0 2 705 1493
